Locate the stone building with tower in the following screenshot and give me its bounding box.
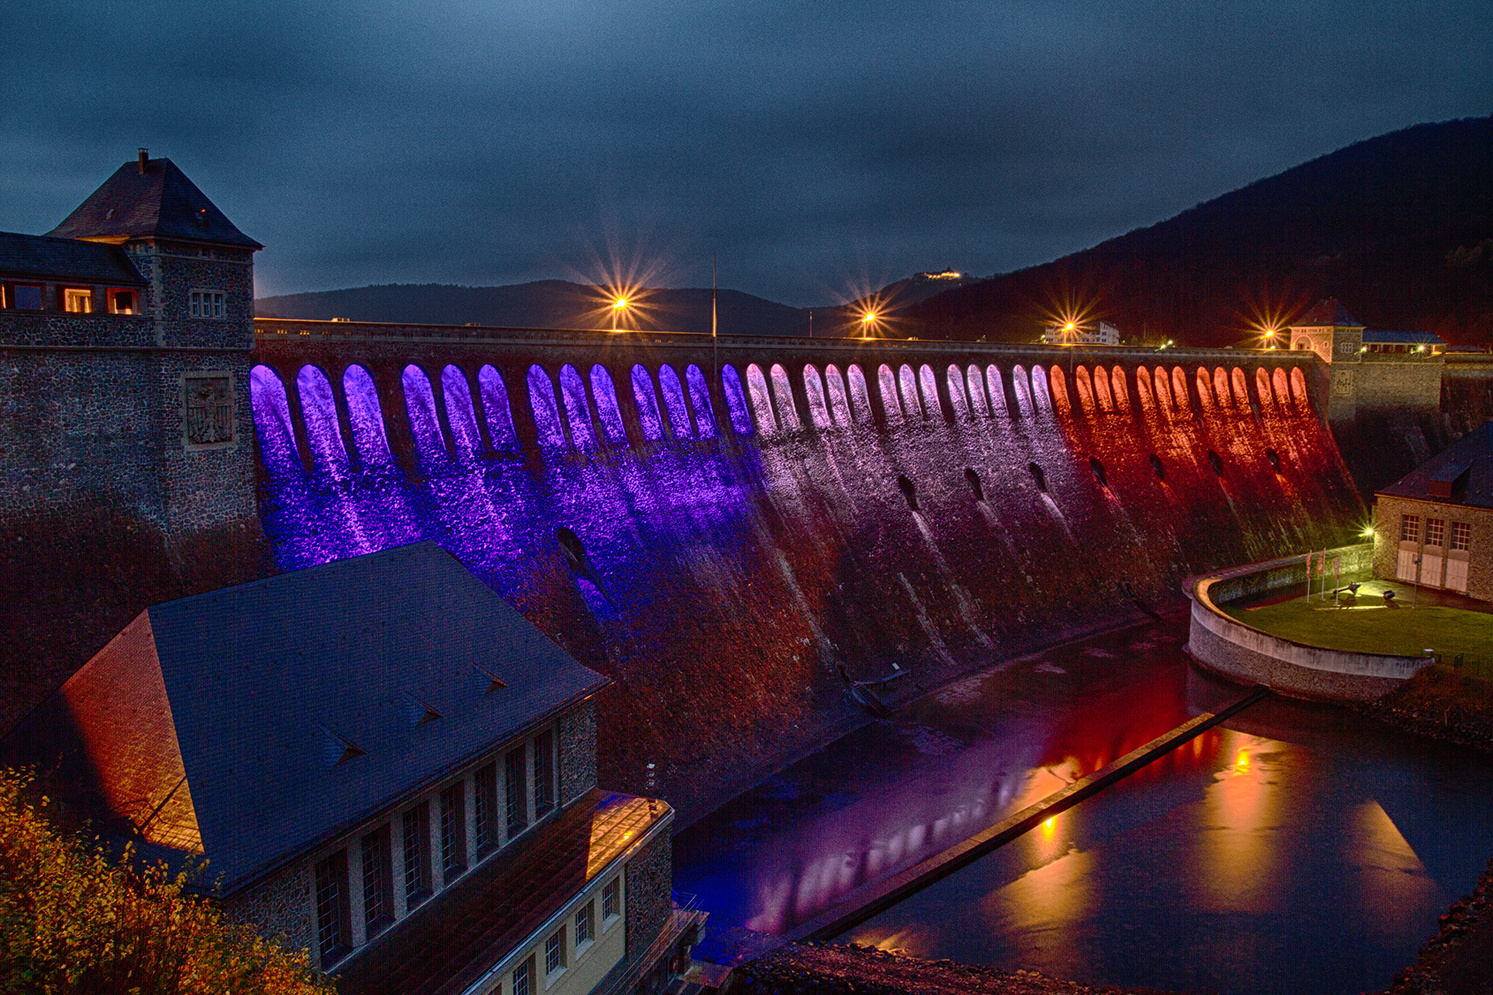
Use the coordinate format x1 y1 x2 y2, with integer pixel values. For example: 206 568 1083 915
0 151 268 732
1288 298 1445 421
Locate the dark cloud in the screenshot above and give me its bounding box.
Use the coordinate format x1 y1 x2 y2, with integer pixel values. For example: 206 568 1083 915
2 0 1489 306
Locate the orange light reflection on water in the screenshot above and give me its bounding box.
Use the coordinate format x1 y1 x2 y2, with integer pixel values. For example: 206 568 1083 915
1190 730 1280 914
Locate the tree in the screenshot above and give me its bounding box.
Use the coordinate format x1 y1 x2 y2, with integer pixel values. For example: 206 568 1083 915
0 769 334 995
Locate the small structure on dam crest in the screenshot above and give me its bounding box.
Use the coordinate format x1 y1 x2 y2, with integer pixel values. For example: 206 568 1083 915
0 542 703 994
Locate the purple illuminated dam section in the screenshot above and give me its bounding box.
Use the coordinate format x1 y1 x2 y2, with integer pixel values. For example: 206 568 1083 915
248 351 1360 818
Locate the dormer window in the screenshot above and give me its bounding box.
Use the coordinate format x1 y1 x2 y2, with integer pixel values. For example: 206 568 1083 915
7 284 43 310
108 288 136 315
190 289 225 319
63 287 93 313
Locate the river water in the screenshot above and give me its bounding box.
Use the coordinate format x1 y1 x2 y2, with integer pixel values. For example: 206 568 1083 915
673 617 1493 995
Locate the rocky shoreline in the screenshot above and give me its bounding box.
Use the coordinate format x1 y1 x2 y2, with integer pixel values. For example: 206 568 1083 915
1355 665 1493 754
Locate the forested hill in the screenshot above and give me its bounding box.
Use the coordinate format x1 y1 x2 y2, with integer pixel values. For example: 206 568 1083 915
256 280 813 337
908 116 1493 348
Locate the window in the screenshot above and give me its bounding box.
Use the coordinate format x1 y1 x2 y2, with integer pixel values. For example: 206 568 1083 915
1400 514 1420 543
1452 522 1472 551
10 284 42 310
314 850 351 964
62 288 92 313
402 803 431 907
512 955 535 995
602 877 621 927
545 926 566 978
189 289 225 318
1426 518 1445 547
108 288 136 314
533 730 555 818
361 826 393 936
440 782 466 879
505 746 527 836
475 763 498 856
575 900 594 951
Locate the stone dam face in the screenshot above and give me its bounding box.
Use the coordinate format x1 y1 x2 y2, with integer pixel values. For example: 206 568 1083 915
249 344 1364 814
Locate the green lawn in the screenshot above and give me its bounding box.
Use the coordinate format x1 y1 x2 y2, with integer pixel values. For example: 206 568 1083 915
1228 599 1493 664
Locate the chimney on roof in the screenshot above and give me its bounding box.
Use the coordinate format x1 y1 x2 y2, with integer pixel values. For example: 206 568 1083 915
138 148 149 173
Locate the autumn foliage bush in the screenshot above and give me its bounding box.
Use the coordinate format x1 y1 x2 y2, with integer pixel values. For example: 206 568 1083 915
0 770 334 994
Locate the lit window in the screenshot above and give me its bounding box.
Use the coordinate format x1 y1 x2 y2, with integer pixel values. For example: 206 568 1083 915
545 927 566 977
602 877 621 926
189 289 225 318
108 289 136 314
1452 522 1471 552
1426 518 1445 547
63 288 92 313
1400 515 1420 543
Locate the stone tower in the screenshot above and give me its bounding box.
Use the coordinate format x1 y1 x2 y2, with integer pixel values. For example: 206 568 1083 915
1 152 265 727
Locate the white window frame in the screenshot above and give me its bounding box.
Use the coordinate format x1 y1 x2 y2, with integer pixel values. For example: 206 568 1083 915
574 899 595 957
601 876 621 931
189 288 226 319
544 926 566 985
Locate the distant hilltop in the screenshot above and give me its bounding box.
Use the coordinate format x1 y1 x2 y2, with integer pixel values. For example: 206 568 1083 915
907 115 1493 349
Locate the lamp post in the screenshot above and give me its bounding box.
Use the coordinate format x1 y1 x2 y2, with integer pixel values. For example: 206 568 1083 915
611 296 628 332
861 311 877 339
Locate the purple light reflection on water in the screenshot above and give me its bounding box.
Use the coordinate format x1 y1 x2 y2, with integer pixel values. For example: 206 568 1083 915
478 365 519 451
442 365 483 460
344 365 393 468
591 365 629 445
721 364 754 436
659 364 692 440
528 364 566 447
685 364 718 439
632 364 664 441
296 365 350 480
560 364 596 448
403 364 448 461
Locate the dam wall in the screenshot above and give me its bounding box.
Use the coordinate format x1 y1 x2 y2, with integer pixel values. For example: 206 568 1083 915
248 323 1365 812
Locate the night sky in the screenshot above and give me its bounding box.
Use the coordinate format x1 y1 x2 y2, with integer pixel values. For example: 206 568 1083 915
3 2 1489 306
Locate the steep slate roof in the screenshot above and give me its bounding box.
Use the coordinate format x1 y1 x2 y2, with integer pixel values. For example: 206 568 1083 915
47 156 262 249
0 542 607 894
0 231 146 285
1294 298 1362 327
1378 421 1493 509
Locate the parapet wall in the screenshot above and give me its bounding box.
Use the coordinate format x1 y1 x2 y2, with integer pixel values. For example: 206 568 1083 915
1185 544 1426 702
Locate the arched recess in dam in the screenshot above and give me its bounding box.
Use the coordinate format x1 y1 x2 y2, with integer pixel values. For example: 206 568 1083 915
247 347 1361 807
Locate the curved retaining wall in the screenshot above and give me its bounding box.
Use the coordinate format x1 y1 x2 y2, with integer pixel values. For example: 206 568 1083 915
1185 543 1427 702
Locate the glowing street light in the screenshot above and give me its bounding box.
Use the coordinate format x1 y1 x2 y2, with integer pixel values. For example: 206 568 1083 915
860 310 879 338
611 296 628 332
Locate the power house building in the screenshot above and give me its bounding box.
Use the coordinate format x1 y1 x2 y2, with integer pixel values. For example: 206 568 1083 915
0 543 702 995
1374 421 1493 601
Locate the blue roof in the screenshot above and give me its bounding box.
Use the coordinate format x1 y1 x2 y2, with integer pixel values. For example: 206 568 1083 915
1379 421 1493 508
1362 329 1445 345
2 542 608 894
0 230 147 285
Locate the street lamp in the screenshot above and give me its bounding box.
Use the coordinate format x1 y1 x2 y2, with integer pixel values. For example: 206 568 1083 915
861 311 877 338
611 296 628 332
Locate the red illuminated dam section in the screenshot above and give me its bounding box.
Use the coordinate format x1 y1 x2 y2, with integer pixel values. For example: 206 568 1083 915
251 318 1330 474
1185 542 1427 702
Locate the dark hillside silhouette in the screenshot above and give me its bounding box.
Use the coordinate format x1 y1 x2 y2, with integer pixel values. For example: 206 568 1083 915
909 116 1493 348
257 280 815 337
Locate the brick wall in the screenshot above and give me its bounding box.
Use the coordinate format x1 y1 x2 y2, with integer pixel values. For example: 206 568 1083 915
1374 494 1493 602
